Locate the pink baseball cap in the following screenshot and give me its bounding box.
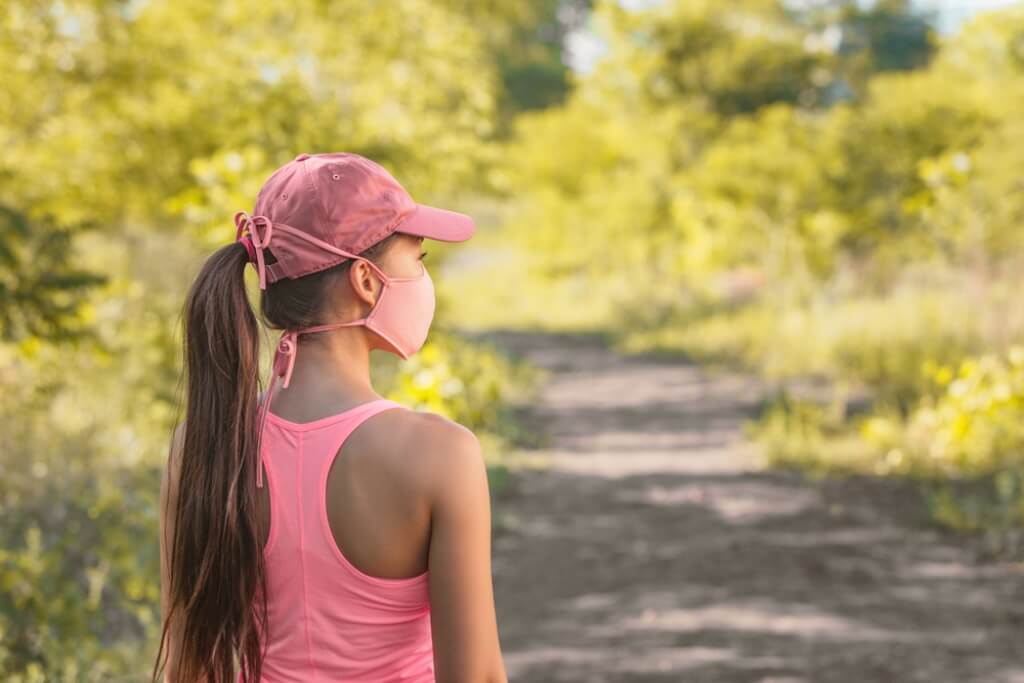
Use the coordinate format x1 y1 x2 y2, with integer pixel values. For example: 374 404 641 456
233 152 475 289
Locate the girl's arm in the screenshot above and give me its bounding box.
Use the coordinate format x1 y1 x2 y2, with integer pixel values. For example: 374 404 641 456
425 423 508 683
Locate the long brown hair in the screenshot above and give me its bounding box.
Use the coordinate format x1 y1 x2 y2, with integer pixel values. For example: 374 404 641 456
152 233 397 683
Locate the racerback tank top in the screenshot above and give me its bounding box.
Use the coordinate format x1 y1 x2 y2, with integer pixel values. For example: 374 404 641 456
240 397 434 683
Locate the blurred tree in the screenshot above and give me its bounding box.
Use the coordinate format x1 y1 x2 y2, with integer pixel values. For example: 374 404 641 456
603 0 838 116
837 0 935 72
434 0 593 135
0 205 106 342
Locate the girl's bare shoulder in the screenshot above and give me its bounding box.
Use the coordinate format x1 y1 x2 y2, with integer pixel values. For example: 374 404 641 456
370 405 483 495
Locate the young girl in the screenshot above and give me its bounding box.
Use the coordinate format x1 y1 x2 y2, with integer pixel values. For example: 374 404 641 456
154 152 507 683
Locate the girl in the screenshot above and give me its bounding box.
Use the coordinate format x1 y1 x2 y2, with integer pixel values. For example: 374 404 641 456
153 152 507 683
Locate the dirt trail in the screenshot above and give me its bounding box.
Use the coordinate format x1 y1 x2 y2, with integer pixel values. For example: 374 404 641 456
472 330 1024 683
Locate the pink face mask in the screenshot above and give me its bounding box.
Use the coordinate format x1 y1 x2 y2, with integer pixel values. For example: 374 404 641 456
270 257 436 389
342 256 436 361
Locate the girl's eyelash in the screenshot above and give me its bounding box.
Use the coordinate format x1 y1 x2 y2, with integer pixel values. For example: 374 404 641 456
419 251 428 260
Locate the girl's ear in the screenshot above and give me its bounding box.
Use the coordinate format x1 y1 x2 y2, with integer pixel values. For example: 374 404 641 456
348 258 383 306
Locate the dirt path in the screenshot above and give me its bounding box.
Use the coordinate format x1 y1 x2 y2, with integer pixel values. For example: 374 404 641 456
472 330 1024 683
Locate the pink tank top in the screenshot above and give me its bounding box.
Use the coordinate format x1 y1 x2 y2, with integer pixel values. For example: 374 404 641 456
240 398 434 683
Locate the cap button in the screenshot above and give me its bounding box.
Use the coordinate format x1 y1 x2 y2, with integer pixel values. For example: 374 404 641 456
294 153 311 162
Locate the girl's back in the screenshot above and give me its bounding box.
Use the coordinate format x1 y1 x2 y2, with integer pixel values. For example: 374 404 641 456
250 397 434 682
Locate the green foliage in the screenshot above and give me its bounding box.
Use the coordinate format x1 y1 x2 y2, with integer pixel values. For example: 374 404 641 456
0 344 164 682
0 205 107 342
863 348 1024 479
621 282 992 396
838 0 935 74
745 391 872 476
747 341 1024 509
492 0 1024 297
750 347 1024 551
923 478 1024 558
602 0 837 115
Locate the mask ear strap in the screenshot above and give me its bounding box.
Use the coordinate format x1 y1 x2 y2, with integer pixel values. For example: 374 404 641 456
274 330 301 390
351 255 390 285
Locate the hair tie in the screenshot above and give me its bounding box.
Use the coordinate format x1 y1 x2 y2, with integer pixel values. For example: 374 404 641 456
234 211 274 290
238 234 258 263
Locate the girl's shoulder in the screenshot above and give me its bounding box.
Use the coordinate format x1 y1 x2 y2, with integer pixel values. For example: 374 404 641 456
367 405 483 497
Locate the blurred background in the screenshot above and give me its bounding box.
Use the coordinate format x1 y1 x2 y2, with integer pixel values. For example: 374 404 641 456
2 0 1024 681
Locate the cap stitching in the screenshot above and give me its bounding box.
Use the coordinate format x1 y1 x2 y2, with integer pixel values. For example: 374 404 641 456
312 156 334 231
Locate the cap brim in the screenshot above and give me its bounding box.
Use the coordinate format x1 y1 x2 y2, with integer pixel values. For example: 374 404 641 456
393 203 475 242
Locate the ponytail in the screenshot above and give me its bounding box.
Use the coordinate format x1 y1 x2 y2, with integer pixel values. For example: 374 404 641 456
152 241 269 682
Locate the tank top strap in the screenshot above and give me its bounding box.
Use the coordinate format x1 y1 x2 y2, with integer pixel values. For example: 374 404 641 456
315 398 408 453
351 397 407 421
307 398 409 470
